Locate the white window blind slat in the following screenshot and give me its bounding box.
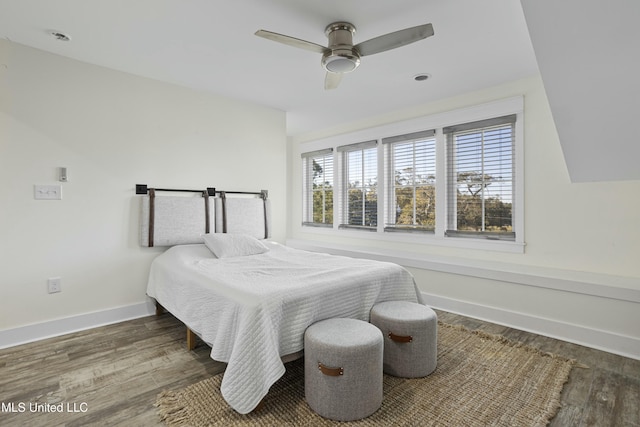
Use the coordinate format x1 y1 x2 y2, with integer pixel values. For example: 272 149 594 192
337 140 378 152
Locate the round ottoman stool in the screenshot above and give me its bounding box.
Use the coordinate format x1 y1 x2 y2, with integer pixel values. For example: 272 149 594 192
370 301 437 378
304 318 383 421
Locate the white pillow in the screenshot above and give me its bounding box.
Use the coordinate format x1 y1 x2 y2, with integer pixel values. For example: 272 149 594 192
202 233 270 258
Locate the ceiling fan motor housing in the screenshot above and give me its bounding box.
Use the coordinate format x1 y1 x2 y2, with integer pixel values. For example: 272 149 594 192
322 22 361 73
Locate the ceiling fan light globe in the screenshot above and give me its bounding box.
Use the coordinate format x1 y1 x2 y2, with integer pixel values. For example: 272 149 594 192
322 50 361 73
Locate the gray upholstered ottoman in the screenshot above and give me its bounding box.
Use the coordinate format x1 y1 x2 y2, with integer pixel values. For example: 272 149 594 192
370 301 438 378
304 318 383 421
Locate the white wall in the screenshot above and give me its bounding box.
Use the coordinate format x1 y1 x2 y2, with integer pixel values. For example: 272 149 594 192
0 40 287 337
287 76 640 359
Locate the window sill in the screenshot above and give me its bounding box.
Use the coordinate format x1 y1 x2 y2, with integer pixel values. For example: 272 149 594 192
299 223 525 254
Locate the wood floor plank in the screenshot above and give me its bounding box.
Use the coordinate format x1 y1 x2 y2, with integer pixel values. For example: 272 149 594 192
548 403 585 427
582 369 623 427
615 375 640 425
0 381 62 408
622 357 640 381
559 363 595 408
0 352 70 385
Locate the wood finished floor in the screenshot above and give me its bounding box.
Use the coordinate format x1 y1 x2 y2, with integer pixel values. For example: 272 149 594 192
0 311 638 426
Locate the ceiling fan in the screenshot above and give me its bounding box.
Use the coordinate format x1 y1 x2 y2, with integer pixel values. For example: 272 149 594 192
255 21 434 90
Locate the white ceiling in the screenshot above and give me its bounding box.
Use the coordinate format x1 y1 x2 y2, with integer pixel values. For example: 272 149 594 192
0 0 538 136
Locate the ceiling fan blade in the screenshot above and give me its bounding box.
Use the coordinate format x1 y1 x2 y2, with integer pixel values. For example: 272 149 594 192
324 72 342 90
355 23 434 57
255 30 327 54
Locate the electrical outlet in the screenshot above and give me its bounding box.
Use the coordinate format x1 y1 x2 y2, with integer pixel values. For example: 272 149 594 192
47 277 62 294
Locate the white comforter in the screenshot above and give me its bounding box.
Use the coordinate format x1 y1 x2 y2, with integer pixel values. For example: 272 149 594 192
146 242 423 414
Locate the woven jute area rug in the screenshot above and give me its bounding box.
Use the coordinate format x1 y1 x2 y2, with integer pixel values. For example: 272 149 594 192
156 323 575 426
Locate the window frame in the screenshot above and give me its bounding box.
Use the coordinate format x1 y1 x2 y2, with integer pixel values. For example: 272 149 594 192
383 129 437 234
337 140 378 230
298 97 524 253
445 115 517 241
301 148 334 227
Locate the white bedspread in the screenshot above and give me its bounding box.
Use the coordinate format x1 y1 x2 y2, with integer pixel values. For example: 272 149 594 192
146 242 423 414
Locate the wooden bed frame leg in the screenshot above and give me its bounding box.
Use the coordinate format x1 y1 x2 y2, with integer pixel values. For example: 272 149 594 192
186 328 197 351
155 301 165 316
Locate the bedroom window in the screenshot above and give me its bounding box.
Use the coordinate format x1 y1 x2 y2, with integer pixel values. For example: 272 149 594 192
302 149 334 226
338 140 378 230
444 115 516 240
299 97 523 251
383 130 436 233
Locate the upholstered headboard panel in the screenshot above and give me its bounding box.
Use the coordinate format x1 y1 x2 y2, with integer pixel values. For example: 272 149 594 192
140 195 214 247
214 197 271 239
137 186 270 247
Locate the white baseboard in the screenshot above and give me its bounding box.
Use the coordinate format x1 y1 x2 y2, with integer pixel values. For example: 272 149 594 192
425 292 640 361
0 299 156 350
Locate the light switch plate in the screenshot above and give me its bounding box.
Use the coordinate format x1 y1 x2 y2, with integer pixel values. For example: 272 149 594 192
34 184 62 200
47 277 62 293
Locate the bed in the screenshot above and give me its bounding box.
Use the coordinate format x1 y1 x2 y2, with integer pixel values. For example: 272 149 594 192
138 186 424 414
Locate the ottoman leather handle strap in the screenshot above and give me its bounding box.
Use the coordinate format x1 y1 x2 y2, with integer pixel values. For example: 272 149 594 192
318 362 344 376
389 332 413 343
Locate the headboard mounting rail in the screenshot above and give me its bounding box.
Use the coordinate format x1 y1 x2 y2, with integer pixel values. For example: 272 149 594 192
136 185 265 199
136 184 215 196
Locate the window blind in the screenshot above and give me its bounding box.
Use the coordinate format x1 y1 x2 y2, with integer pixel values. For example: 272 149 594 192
382 129 435 145
338 141 377 229
445 115 515 240
301 149 334 226
301 148 333 159
336 140 377 152
384 130 436 232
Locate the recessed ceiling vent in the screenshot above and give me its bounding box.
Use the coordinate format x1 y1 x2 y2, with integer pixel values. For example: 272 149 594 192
50 31 71 42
